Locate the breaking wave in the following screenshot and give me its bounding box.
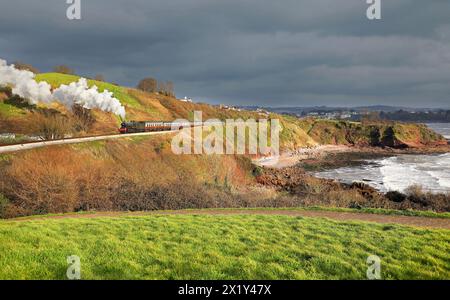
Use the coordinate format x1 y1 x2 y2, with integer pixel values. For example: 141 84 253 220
315 153 450 193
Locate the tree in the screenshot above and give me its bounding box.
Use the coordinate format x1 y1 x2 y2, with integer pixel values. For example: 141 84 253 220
94 74 105 82
53 65 74 75
35 113 72 140
157 80 175 97
157 81 167 95
137 77 158 93
72 104 96 132
361 111 381 125
13 61 39 74
166 81 175 98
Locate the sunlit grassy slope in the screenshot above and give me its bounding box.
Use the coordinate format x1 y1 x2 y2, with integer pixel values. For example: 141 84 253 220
0 213 448 279
35 73 141 108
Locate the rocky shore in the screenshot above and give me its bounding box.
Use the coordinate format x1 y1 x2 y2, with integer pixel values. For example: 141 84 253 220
254 144 450 212
255 144 450 170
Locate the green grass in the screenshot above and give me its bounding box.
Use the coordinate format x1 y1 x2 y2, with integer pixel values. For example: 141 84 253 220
0 101 26 117
327 207 450 219
35 73 141 108
10 206 450 221
194 207 450 219
0 214 448 279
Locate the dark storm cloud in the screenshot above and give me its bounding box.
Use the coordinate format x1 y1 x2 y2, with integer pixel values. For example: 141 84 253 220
1 0 450 107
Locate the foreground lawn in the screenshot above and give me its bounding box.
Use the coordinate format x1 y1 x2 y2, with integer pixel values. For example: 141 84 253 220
0 214 448 279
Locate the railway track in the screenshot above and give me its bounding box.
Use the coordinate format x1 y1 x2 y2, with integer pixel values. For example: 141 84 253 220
0 120 226 154
0 130 177 154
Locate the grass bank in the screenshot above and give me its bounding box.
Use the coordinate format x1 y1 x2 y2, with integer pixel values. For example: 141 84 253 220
0 214 448 279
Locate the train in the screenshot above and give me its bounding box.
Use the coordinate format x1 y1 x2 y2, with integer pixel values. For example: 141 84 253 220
119 119 264 134
119 121 199 134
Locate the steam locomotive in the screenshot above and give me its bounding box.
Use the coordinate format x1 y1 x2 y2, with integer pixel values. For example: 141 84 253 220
119 121 197 134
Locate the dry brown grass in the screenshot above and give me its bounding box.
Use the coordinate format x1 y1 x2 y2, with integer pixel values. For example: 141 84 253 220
0 135 260 218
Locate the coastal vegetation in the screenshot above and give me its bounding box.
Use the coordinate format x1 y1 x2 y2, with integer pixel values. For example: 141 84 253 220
0 134 448 219
1 73 449 218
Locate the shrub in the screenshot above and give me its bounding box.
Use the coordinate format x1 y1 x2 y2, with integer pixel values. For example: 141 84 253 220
386 191 407 203
1 148 82 215
72 104 96 132
253 166 263 177
0 86 12 96
34 113 72 140
0 194 9 218
404 185 428 205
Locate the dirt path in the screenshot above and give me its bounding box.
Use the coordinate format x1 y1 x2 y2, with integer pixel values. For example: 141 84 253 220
10 209 450 230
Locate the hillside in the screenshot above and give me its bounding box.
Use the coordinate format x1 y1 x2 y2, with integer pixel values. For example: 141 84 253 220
1 131 448 219
1 72 446 150
299 118 446 148
0 134 270 218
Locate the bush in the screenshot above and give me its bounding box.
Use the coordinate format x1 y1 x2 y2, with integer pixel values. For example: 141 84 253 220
386 191 407 203
404 185 428 205
253 166 263 177
402 185 450 211
0 86 12 96
72 104 95 132
0 194 9 218
34 113 72 140
1 149 79 215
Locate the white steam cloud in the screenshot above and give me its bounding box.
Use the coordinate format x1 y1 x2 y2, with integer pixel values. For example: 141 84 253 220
0 59 126 118
53 79 126 118
0 59 53 104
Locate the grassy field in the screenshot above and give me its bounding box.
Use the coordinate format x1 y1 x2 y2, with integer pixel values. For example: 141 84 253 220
0 213 448 280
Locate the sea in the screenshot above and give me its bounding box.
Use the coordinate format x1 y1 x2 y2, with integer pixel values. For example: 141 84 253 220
314 123 450 193
426 123 450 140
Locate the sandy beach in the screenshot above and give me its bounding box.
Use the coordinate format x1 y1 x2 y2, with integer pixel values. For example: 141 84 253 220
254 145 352 168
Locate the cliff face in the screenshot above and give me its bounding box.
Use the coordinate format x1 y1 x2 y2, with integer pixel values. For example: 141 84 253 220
298 120 446 149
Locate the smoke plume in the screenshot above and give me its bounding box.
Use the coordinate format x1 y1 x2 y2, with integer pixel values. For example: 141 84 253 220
0 59 126 118
53 79 126 118
0 59 52 104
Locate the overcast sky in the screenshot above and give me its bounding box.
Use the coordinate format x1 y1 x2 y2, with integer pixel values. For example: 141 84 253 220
1 0 450 108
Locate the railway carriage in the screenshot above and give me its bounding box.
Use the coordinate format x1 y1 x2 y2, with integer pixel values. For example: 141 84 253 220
119 121 191 134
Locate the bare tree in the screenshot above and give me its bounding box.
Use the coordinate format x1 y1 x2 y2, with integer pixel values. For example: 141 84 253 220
166 81 175 97
53 65 74 75
94 74 105 82
157 81 175 97
34 113 72 140
72 104 96 132
137 77 158 93
157 81 167 95
13 61 39 74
